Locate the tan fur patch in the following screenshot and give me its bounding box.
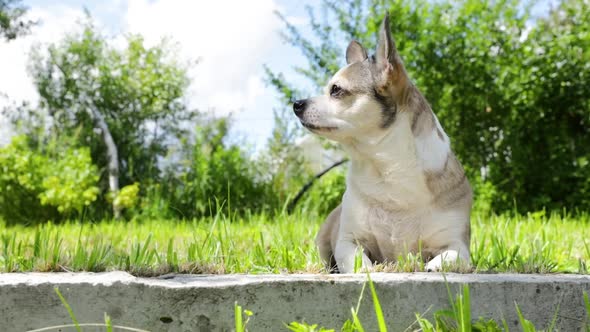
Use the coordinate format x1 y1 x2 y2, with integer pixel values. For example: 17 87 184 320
424 154 472 209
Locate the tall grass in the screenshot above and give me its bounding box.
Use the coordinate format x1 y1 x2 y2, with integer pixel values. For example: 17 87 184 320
1 210 589 275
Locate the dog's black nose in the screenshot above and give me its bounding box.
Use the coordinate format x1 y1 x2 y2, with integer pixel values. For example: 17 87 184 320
293 99 307 116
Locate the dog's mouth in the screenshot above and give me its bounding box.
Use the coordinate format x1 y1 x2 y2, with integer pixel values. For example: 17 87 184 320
300 121 337 132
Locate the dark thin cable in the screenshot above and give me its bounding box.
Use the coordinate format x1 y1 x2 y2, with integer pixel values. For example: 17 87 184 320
287 158 349 213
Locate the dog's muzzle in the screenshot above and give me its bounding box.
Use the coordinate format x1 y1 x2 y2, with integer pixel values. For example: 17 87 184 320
293 99 308 117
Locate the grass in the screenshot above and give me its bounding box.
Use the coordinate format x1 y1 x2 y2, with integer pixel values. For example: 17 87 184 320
1 209 590 275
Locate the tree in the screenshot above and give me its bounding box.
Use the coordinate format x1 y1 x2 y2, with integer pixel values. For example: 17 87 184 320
268 0 590 212
23 18 194 218
0 0 33 40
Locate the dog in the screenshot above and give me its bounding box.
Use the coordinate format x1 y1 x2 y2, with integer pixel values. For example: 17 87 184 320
292 14 472 273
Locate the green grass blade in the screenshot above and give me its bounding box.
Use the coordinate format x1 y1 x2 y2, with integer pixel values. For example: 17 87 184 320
350 307 366 332
414 313 436 332
366 272 387 332
459 285 471 332
501 317 510 332
33 229 41 258
515 303 536 332
584 292 590 330
355 279 367 314
54 287 81 332
547 295 562 332
104 312 113 332
235 302 244 332
354 248 363 273
442 274 458 316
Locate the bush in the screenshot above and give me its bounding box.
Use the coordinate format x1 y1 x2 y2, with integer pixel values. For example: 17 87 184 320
0 135 99 224
148 117 278 219
114 183 140 210
300 167 346 216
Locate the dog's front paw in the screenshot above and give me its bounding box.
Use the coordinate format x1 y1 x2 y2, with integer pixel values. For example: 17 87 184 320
425 250 460 272
425 257 443 272
336 252 374 273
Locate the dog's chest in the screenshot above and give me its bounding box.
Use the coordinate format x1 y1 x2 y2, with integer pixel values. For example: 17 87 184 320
345 118 433 209
366 205 420 242
344 201 426 260
348 162 431 210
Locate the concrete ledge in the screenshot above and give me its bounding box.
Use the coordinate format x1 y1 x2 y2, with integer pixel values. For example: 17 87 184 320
1 272 589 331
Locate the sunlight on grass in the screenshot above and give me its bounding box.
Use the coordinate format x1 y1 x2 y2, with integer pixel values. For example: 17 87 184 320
0 210 589 275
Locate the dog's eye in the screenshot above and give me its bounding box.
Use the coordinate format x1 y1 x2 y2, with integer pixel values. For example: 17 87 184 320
330 84 343 97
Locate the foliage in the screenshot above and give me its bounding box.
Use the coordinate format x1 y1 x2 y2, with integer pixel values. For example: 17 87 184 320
0 135 57 223
21 17 194 218
0 135 99 224
2 0 588 222
0 0 33 40
38 145 100 214
262 66 315 208
234 302 253 332
299 168 346 216
268 0 590 212
153 116 278 219
113 183 140 211
4 15 300 222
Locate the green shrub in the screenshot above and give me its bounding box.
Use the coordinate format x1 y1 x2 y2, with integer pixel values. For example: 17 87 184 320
114 183 140 210
149 117 278 219
300 168 346 216
0 135 99 224
39 147 100 214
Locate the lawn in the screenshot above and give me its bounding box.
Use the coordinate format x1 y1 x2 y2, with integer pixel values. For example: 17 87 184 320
1 210 589 275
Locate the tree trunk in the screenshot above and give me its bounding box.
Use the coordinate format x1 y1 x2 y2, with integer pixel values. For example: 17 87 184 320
86 103 121 219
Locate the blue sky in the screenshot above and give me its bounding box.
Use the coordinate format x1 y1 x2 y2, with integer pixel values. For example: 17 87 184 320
0 0 320 149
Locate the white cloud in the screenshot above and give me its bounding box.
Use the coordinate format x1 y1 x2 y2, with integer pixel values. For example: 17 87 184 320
0 0 297 149
0 5 87 145
124 0 282 116
285 15 307 27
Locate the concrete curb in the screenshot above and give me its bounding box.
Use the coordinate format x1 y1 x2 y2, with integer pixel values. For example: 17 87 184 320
1 272 589 331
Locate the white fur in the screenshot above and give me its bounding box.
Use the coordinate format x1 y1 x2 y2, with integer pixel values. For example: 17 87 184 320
344 112 431 209
425 250 460 271
310 111 469 273
301 53 470 274
328 113 464 273
415 115 450 171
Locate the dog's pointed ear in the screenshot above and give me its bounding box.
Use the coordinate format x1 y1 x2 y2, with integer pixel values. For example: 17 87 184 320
375 14 397 75
346 40 368 64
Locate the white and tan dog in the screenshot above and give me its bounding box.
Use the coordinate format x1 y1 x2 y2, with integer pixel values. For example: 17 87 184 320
293 14 472 273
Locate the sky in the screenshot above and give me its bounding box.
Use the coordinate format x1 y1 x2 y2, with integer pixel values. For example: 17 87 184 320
0 0 319 149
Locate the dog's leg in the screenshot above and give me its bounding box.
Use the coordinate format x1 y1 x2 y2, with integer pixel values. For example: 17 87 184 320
425 242 469 272
333 190 374 273
316 205 341 272
334 239 372 273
